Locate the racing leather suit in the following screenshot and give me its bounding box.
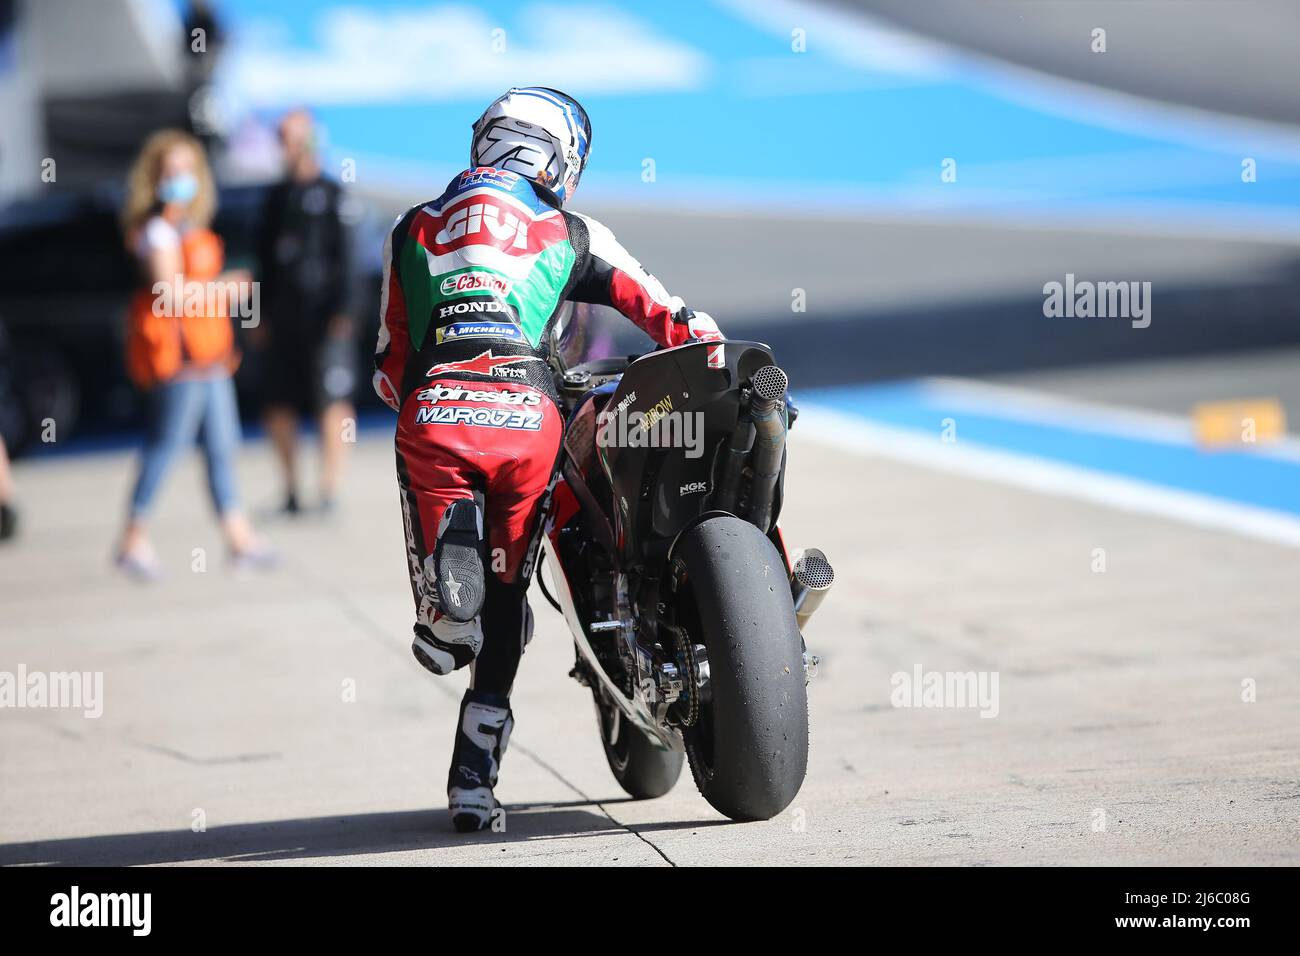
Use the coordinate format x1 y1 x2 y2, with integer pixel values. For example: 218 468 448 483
374 166 721 694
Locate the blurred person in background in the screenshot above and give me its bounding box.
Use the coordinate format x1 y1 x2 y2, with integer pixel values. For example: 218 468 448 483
254 109 356 516
182 0 225 89
0 435 16 544
116 129 274 579
0 321 17 543
182 0 228 149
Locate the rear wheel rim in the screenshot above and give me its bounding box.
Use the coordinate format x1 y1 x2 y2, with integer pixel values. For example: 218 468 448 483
598 698 632 774
674 585 717 785
684 711 715 785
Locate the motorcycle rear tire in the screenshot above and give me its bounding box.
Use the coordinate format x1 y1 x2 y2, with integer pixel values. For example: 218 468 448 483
676 515 808 821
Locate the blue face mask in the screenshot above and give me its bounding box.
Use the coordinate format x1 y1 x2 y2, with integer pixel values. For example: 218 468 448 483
157 173 199 205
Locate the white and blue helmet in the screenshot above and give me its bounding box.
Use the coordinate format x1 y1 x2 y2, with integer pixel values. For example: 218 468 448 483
470 87 592 203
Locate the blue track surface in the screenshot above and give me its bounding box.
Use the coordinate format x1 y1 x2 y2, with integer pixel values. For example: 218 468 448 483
808 381 1300 516
201 0 1300 218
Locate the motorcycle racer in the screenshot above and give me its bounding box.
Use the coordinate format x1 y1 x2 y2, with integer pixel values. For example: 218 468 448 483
373 87 722 831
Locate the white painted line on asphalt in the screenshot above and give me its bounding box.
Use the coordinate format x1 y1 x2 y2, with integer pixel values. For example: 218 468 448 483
796 403 1300 550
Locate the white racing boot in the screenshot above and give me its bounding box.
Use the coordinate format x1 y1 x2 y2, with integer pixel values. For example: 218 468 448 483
447 689 513 832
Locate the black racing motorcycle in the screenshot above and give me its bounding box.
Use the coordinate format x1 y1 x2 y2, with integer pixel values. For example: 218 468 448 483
537 308 834 821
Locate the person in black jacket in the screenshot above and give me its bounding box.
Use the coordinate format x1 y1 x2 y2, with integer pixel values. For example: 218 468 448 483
255 109 356 514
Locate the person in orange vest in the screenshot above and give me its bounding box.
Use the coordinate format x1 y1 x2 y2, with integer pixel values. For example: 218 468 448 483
117 129 274 578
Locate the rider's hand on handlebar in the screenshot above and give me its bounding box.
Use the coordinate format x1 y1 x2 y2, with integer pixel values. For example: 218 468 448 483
686 311 722 343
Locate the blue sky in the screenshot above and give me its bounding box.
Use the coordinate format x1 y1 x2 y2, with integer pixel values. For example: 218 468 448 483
195 0 1300 222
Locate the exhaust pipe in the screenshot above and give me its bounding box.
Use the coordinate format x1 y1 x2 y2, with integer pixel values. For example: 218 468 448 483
747 364 788 533
712 408 754 515
790 548 834 631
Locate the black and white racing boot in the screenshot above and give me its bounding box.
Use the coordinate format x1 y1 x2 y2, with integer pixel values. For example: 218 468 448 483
447 689 513 833
411 615 484 676
432 499 485 623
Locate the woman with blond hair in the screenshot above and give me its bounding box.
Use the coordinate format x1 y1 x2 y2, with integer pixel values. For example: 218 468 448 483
117 129 273 577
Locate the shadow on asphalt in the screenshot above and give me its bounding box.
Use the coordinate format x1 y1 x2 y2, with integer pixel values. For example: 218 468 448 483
0 801 687 866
